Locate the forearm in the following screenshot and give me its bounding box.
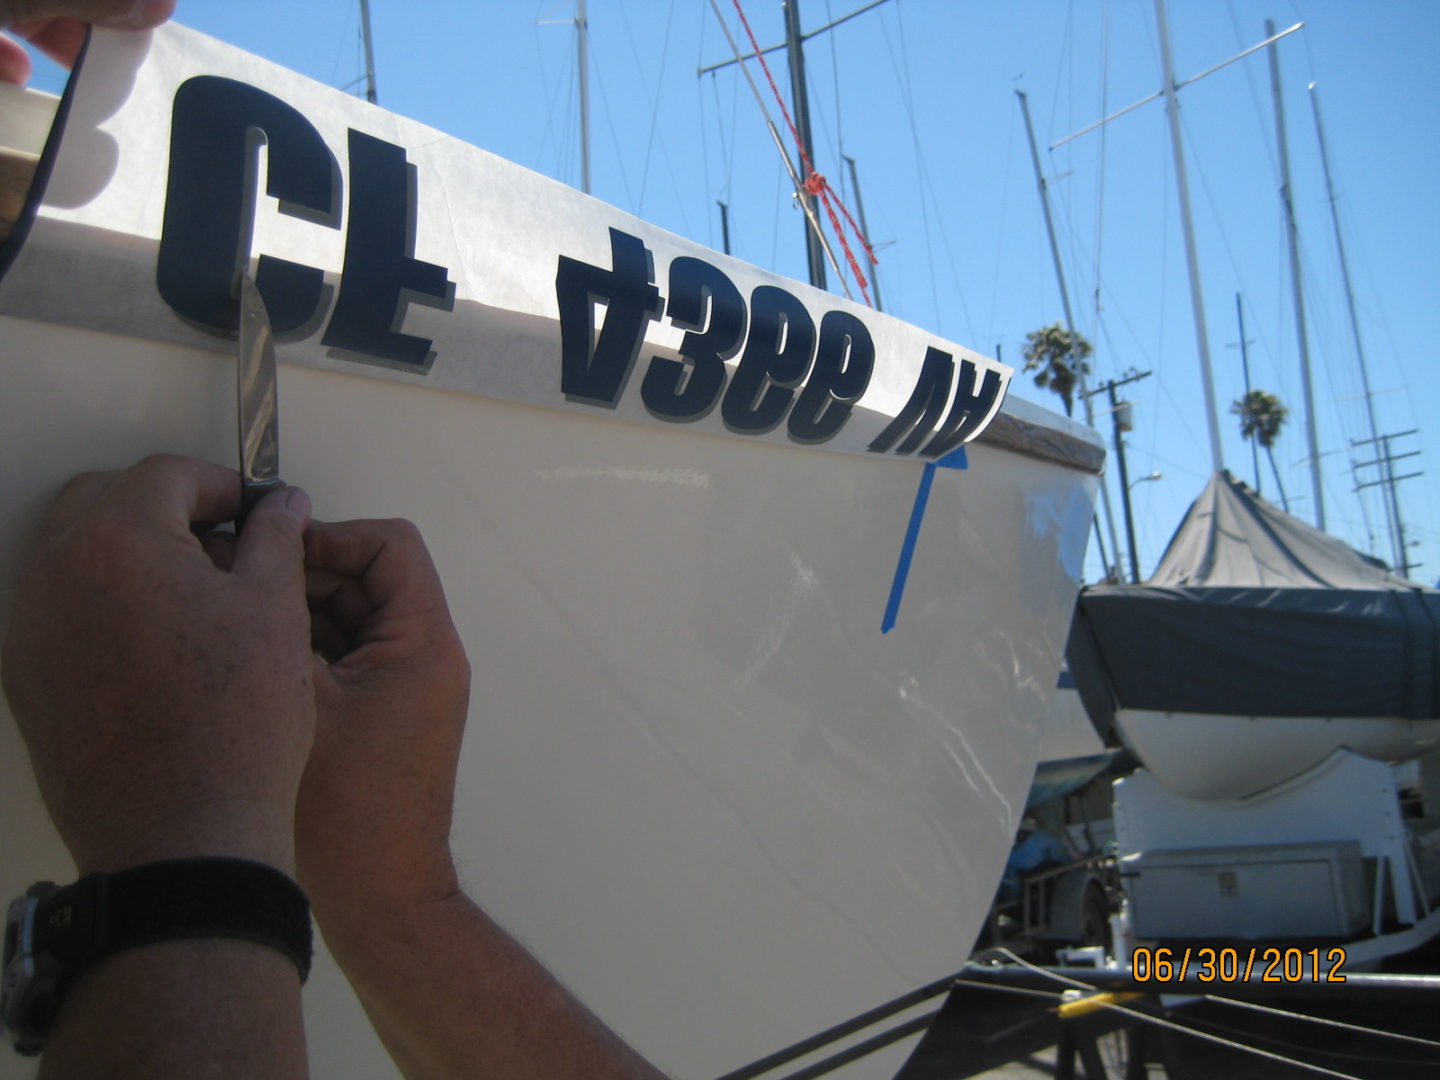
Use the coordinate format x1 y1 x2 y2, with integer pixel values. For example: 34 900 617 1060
38 939 307 1079
318 893 666 1080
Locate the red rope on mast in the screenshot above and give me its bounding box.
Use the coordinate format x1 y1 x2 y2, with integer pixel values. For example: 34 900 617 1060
729 0 878 306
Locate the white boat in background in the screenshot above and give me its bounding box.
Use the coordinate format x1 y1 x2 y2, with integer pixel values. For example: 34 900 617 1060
1071 470 1440 803
0 24 1102 1079
1062 472 1440 968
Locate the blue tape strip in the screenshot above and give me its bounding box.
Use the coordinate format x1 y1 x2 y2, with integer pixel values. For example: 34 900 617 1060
882 447 967 634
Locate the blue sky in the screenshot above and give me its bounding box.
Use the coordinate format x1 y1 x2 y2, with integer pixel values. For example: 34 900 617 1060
27 0 1440 583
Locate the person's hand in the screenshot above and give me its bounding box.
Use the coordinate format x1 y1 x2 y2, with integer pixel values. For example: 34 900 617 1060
1 454 315 875
298 518 471 925
0 0 174 85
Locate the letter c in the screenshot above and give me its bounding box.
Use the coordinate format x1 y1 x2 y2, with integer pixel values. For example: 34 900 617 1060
157 76 339 333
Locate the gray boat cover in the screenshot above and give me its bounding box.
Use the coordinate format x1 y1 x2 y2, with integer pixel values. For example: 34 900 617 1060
1069 471 1440 724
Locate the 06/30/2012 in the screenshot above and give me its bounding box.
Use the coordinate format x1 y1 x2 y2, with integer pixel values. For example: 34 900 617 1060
1131 946 1348 984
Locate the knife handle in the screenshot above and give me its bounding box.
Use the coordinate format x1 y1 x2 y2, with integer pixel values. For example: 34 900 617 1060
237 478 287 534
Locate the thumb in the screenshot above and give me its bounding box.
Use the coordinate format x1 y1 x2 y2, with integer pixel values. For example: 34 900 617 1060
233 485 311 586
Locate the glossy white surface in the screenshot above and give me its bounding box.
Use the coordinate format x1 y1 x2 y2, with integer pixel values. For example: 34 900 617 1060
0 313 1095 1078
1116 708 1440 802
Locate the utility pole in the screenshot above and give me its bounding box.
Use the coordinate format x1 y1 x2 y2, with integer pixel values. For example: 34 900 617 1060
1086 370 1153 583
783 0 826 289
1353 431 1422 579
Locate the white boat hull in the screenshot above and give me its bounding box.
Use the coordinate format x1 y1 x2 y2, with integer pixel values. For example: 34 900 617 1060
0 314 1095 1076
0 24 1102 1078
1115 709 1440 802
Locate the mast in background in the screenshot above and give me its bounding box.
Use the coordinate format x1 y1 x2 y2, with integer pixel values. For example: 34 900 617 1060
843 155 881 312
1017 88 1124 580
1266 18 1325 530
536 0 592 194
1052 12 1303 488
577 0 591 194
1310 83 1416 577
1232 294 1262 495
700 0 890 298
783 0 826 289
1153 0 1224 474
359 0 377 103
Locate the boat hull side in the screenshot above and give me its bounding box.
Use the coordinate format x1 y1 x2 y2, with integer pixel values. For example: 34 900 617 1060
0 314 1096 1078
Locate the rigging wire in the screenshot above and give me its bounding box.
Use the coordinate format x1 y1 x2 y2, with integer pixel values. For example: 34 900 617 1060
588 45 638 211
825 0 845 181
877 9 937 331
1193 996 1440 1066
1225 0 1282 183
327 0 358 95
620 0 681 223
530 8 577 188
724 0 875 303
706 71 740 208
704 0 857 300
1090 0 1110 356
979 951 1386 1080
1176 43 1376 551
698 22 715 250
886 1 978 343
983 96 1017 353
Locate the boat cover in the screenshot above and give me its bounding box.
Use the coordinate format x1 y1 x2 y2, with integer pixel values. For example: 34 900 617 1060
1069 471 1440 723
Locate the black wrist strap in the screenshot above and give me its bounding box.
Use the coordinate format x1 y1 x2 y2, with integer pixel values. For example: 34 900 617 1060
49 858 312 983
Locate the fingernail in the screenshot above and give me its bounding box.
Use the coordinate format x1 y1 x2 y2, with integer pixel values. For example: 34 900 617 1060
284 486 312 526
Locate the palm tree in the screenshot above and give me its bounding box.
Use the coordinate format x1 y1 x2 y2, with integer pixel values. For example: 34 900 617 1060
1021 323 1092 417
1232 389 1289 508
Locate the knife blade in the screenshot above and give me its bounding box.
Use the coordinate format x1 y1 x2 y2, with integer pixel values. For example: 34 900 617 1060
236 271 284 528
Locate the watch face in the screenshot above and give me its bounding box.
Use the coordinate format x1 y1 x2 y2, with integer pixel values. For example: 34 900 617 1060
3 886 60 1056
3 893 40 1048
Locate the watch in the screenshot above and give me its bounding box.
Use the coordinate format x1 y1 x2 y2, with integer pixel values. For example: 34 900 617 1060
2 857 312 1056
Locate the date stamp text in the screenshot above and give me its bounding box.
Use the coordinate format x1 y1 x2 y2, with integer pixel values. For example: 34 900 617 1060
1130 946 1348 984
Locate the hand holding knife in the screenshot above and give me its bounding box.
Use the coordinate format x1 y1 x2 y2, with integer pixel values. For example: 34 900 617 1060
236 271 284 530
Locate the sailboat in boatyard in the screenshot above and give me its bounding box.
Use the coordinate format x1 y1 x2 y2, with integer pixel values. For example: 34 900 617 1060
1003 3 1440 974
0 11 1101 1080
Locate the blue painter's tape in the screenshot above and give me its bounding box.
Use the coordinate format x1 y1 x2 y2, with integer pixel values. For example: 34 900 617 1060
882 447 968 633
934 446 970 471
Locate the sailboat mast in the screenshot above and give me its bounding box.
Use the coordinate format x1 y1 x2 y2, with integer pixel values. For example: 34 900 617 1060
358 0 377 104
1234 294 1262 494
1017 88 1124 576
577 0 591 194
1266 19 1325 530
843 155 882 312
1153 0 1224 474
783 0 826 289
1310 83 1404 571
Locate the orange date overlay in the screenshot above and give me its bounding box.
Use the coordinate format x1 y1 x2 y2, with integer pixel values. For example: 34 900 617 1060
1130 946 1348 984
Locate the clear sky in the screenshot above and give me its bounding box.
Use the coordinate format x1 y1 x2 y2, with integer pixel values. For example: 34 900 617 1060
27 0 1440 584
